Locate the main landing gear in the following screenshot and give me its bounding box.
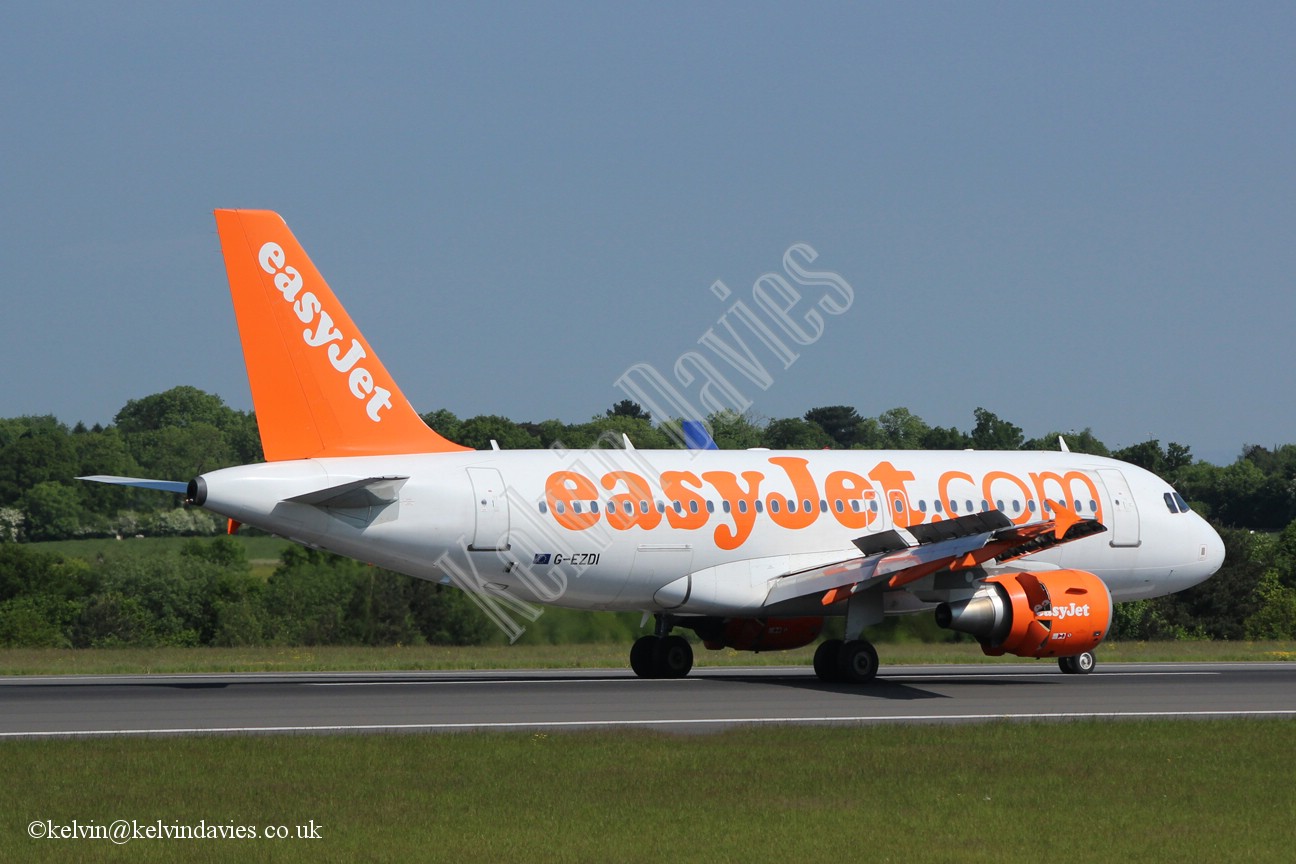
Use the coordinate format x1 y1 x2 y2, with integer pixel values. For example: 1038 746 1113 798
1058 652 1096 674
812 638 880 684
630 615 694 679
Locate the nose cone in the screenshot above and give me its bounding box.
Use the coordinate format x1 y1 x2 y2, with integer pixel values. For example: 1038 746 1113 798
1182 515 1226 588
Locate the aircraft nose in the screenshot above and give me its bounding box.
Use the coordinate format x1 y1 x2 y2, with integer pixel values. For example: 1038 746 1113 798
1201 520 1226 573
1182 517 1226 587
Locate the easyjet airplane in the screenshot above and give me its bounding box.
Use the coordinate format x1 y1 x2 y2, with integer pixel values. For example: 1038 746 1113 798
84 210 1226 683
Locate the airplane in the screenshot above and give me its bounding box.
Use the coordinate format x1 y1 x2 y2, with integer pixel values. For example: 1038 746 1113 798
83 209 1226 683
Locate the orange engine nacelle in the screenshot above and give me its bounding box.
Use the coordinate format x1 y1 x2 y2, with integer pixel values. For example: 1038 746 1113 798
700 617 824 653
934 570 1112 659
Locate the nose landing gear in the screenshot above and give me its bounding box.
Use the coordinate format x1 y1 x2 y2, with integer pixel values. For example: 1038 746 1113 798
1058 652 1096 674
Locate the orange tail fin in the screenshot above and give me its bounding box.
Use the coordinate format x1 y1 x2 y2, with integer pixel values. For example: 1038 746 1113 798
214 209 469 460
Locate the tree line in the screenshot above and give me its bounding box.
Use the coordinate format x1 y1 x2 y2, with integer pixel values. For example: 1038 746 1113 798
1 385 1294 646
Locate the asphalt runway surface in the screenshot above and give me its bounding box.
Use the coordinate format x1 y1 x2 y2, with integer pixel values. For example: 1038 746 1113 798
3 662 1294 739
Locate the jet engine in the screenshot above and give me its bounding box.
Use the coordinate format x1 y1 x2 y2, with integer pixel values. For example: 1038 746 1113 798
691 616 824 652
935 570 1112 659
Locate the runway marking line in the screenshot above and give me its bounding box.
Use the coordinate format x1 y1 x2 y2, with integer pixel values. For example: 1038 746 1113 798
4 709 1296 739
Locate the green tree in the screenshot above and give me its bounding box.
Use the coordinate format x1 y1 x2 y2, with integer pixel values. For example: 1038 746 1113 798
0 418 78 505
455 415 542 450
804 406 863 449
706 410 765 450
1023 428 1110 456
409 582 493 645
420 409 463 444
877 407 930 450
764 417 834 449
970 407 1024 451
21 482 84 541
606 400 651 422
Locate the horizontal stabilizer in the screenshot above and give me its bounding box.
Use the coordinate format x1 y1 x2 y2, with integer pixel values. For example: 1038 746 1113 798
77 475 189 495
285 476 408 509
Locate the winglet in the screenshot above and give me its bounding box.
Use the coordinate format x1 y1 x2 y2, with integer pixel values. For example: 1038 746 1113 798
213 209 470 461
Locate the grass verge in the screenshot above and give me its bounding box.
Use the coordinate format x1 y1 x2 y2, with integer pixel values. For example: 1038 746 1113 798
3 720 1293 863
1 640 1293 676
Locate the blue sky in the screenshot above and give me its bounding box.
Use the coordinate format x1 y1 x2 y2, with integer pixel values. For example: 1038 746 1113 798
2 2 1292 464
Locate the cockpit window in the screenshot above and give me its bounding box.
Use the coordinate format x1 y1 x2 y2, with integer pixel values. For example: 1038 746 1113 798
1174 492 1190 513
1164 492 1177 513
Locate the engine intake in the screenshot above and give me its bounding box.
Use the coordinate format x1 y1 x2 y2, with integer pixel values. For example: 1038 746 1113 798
935 570 1112 659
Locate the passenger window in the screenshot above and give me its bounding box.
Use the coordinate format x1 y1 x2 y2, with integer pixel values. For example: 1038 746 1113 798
723 501 732 513
770 499 781 514
539 502 548 514
834 499 845 513
689 500 698 514
918 500 928 513
949 499 959 513
738 501 748 514
706 501 715 513
573 502 583 514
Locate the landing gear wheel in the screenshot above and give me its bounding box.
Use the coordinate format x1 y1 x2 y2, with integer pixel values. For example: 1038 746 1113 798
1058 652 1095 675
813 639 844 682
654 635 694 679
630 635 657 678
837 639 879 684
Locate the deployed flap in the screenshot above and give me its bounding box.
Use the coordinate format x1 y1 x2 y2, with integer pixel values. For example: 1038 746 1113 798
763 509 1106 608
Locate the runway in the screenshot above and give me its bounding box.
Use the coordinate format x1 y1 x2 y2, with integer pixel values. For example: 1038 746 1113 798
3 663 1295 739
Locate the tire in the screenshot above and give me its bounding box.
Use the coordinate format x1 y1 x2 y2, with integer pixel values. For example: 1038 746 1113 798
813 639 844 682
655 635 694 679
1058 656 1078 674
837 639 879 684
630 635 657 678
1074 652 1095 674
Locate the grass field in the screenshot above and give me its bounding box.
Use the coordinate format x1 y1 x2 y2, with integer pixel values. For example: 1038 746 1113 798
3 720 1294 863
30 534 290 579
1 639 1293 677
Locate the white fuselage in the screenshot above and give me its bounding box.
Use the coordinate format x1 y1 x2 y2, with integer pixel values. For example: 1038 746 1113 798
195 447 1225 618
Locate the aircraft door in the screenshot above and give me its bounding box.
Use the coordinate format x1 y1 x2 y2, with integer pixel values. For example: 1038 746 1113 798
466 467 510 551
1097 468 1141 548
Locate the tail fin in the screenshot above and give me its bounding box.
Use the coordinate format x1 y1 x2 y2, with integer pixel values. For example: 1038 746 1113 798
214 209 469 460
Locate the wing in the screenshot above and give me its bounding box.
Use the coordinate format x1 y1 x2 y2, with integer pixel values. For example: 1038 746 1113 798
762 503 1106 609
